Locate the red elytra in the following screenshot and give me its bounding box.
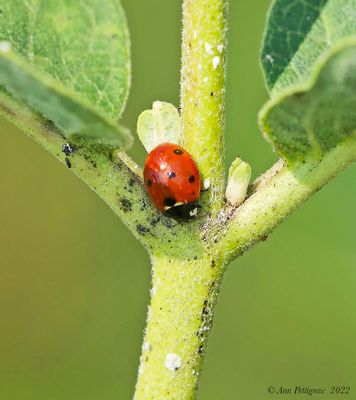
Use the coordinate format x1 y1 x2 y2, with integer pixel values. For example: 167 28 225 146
143 143 201 221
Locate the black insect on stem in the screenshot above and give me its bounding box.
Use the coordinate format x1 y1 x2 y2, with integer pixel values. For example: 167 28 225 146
65 157 72 168
62 142 74 156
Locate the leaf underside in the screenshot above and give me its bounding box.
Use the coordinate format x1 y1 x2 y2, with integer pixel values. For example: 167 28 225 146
260 40 356 161
0 0 132 148
262 0 356 95
260 0 356 162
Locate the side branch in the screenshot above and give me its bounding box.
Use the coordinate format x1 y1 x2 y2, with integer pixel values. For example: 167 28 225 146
0 90 175 249
180 0 227 215
215 139 356 265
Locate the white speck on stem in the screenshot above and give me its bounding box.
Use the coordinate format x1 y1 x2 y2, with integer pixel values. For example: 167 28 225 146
265 54 274 64
142 342 151 352
204 42 213 55
204 178 211 190
150 286 157 296
0 41 11 53
138 364 144 376
164 353 182 372
212 56 220 69
217 44 224 53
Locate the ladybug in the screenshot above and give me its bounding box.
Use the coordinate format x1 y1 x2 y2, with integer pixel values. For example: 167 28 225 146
143 142 201 221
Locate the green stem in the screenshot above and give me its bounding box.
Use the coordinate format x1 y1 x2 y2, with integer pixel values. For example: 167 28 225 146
0 90 175 249
134 2 229 397
180 0 227 215
134 252 224 399
216 137 356 264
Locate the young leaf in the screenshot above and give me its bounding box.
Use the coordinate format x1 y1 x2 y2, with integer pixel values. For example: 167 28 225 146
0 0 132 147
226 158 251 206
261 0 356 96
260 39 356 162
0 44 132 148
137 101 181 153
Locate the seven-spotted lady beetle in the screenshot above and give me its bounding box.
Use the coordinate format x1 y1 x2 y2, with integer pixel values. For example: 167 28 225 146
143 143 201 221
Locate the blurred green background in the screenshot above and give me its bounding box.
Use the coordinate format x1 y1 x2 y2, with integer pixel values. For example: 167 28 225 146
1 1 356 399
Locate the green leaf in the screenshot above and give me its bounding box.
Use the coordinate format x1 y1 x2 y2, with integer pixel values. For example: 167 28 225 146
261 0 356 95
259 39 356 162
0 44 132 147
0 0 132 147
137 101 181 152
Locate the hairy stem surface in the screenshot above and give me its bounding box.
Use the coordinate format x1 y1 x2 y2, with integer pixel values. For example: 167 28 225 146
0 90 173 249
218 138 356 264
180 0 227 215
134 1 229 398
134 252 224 399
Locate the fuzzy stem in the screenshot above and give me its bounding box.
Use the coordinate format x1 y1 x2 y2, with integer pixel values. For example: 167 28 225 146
134 253 223 399
180 0 227 215
216 137 356 264
0 90 176 249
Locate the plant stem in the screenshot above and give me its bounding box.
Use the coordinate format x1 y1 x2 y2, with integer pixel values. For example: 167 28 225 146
135 2 229 397
0 90 175 249
216 137 356 264
180 0 227 215
134 253 223 399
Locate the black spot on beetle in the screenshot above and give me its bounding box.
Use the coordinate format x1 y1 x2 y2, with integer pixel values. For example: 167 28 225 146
168 172 176 179
189 175 195 183
146 179 152 187
137 224 150 235
120 198 132 212
65 158 72 168
173 149 183 155
164 197 176 207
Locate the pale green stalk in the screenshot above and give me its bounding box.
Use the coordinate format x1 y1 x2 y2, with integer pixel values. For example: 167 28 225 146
134 1 228 398
1 1 355 399
217 138 356 264
180 0 227 214
134 253 224 399
133 2 356 399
